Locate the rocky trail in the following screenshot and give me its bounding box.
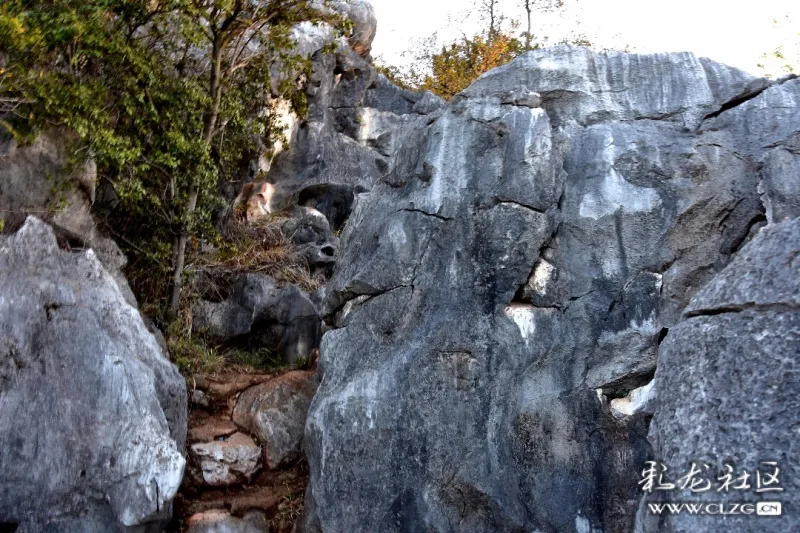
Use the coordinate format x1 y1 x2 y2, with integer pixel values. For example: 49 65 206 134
170 371 315 532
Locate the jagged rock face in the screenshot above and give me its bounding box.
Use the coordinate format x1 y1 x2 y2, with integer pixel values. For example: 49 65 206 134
264 44 444 213
637 219 799 533
0 130 138 306
300 46 799 533
0 218 187 532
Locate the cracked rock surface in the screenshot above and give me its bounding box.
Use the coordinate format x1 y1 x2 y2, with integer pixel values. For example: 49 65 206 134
294 46 800 533
637 218 799 533
0 218 187 532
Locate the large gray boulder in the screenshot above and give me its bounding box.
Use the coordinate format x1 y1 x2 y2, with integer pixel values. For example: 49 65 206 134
300 47 799 533
637 219 799 532
0 218 187 532
193 274 321 364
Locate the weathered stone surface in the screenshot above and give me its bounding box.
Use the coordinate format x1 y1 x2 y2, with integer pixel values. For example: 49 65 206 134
182 483 297 519
0 217 187 531
283 207 339 278
233 371 317 469
0 130 137 305
699 76 800 223
637 219 799 533
192 373 275 402
300 47 798 533
331 0 376 56
684 216 800 313
0 130 94 238
297 183 365 232
193 274 321 364
364 74 437 115
464 46 760 129
190 432 262 487
262 37 443 221
609 380 657 420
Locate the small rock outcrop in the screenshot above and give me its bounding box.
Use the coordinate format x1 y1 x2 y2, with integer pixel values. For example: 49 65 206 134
637 218 799 533
0 218 187 531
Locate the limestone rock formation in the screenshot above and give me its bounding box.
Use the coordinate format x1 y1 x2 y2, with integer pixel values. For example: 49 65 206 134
283 206 341 278
193 274 322 364
262 43 444 214
4 3 798 529
636 218 799 533
330 0 376 56
293 46 800 533
189 432 263 487
0 130 137 306
0 218 187 532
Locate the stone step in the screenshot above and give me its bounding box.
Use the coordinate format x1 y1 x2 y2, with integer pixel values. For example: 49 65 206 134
188 416 239 444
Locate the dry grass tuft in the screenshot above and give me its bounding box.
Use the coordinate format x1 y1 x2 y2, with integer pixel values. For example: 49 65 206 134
270 491 305 532
191 215 321 295
169 214 322 376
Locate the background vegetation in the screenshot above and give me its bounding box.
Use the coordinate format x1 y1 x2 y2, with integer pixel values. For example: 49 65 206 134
0 0 341 330
376 0 596 100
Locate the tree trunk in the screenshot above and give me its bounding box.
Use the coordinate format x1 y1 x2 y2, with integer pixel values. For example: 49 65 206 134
525 1 532 50
167 35 224 318
489 0 496 37
168 233 188 316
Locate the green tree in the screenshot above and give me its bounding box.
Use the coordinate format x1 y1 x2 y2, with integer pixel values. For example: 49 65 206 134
0 0 336 320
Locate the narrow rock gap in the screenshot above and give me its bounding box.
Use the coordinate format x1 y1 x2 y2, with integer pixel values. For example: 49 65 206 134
493 198 548 215
656 328 670 345
685 302 799 318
